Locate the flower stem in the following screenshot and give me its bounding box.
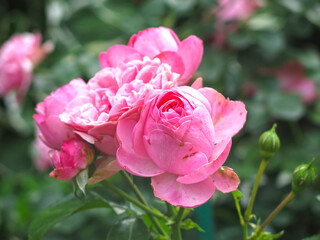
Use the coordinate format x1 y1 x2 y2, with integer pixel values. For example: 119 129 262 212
120 171 169 238
256 191 295 235
101 181 165 220
166 202 176 217
244 159 268 239
172 207 185 240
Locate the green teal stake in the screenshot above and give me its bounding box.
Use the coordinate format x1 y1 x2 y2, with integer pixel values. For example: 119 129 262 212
195 201 215 240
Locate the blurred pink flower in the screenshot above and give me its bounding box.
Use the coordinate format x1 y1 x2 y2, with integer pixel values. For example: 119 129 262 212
215 0 262 22
117 86 247 208
274 61 317 103
49 138 94 180
0 33 52 100
33 133 53 171
99 27 203 85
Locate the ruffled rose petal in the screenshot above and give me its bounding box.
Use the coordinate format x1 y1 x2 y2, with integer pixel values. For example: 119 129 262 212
155 52 185 78
177 36 203 85
199 88 247 143
151 173 216 208
211 166 240 193
177 139 231 184
99 45 143 68
128 27 180 58
117 118 164 177
145 129 208 175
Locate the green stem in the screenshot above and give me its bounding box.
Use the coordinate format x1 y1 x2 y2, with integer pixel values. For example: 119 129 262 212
166 202 176 217
244 159 268 239
120 171 169 238
101 181 165 220
256 191 295 235
172 207 185 240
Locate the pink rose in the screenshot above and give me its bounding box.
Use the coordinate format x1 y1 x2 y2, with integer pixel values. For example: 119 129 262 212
49 138 94 180
60 57 178 155
33 78 88 149
214 0 262 22
99 27 203 85
117 86 247 208
274 61 317 103
0 32 52 100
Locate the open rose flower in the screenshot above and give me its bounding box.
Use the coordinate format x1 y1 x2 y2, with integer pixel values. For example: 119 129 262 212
33 78 88 149
49 138 94 180
117 86 247 208
0 32 52 100
99 27 203 85
60 57 179 155
274 61 317 103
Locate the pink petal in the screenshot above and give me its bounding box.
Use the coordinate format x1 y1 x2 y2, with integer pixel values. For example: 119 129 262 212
128 27 180 58
49 167 79 180
177 139 231 184
199 88 247 143
177 36 203 85
211 167 240 193
145 129 208 175
99 45 143 68
151 173 216 208
191 77 203 89
116 118 164 177
155 51 185 77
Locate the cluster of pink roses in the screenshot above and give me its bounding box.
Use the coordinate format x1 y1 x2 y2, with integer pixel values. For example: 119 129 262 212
0 33 52 101
34 27 247 208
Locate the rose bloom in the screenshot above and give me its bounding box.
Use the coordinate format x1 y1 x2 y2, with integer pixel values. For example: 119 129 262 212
117 84 247 208
274 61 317 103
0 32 52 100
60 57 179 156
99 27 203 85
49 138 94 180
214 0 263 22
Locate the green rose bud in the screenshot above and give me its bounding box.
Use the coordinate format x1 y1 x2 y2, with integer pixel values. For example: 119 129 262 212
259 124 280 159
292 158 317 194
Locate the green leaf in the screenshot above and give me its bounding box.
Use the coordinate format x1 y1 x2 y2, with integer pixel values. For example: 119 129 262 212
302 234 320 240
232 190 244 226
247 12 282 31
76 169 88 196
88 187 127 215
256 230 284 240
28 194 109 240
181 218 204 232
106 217 150 240
305 5 320 27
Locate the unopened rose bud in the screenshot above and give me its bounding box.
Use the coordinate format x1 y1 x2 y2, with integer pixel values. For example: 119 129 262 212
292 158 317 194
259 124 280 159
49 138 95 180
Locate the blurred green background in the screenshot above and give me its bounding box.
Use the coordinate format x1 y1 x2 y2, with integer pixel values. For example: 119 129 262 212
0 0 320 239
